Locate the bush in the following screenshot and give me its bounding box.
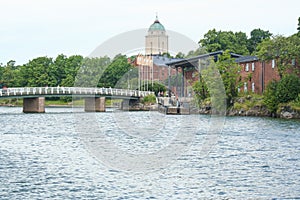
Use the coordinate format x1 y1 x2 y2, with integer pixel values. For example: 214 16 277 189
263 80 279 113
142 94 156 105
276 74 300 103
140 82 166 96
264 74 300 113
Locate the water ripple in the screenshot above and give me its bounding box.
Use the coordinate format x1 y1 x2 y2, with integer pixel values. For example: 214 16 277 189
0 107 299 199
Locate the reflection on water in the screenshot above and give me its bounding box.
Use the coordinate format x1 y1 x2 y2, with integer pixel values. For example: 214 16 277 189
0 107 299 199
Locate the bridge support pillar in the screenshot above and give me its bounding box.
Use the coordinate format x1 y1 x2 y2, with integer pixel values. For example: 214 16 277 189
121 99 139 110
84 97 105 112
23 97 45 113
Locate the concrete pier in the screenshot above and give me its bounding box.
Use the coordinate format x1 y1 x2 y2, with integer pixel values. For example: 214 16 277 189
120 99 140 110
84 97 106 112
23 97 45 113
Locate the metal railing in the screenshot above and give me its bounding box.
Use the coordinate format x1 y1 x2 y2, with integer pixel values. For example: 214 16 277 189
0 87 154 98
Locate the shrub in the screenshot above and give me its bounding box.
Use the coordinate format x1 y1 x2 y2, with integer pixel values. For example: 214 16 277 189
142 94 156 105
263 80 279 113
276 74 300 103
263 74 300 113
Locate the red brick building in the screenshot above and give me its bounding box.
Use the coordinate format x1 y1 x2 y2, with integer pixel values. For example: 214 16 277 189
135 54 182 92
134 45 298 97
235 56 281 94
166 51 300 96
166 51 241 97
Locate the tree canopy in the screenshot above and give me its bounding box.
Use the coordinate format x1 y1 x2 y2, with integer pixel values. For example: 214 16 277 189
199 28 272 55
0 54 134 90
256 34 300 78
192 50 241 107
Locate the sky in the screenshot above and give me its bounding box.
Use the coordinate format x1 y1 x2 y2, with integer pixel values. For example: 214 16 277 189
0 0 299 65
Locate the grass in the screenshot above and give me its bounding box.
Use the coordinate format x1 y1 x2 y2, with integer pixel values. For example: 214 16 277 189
0 98 23 106
289 102 300 112
0 98 123 107
233 93 264 111
45 99 71 106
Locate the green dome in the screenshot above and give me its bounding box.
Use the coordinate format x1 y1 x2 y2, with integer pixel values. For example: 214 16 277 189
148 17 165 32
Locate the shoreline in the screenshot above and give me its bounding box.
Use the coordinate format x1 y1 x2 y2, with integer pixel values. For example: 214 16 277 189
1 103 300 120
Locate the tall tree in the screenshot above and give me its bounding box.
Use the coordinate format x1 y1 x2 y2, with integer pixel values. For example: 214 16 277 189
59 55 83 87
256 34 300 78
297 17 300 33
1 60 19 87
98 54 133 88
192 50 241 107
216 50 242 105
24 57 56 87
185 47 207 58
199 29 249 55
76 56 110 87
247 28 272 54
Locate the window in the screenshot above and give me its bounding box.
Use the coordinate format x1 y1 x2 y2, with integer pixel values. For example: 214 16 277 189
292 58 296 66
272 59 275 68
245 63 249 72
252 63 255 71
244 82 248 92
252 82 255 92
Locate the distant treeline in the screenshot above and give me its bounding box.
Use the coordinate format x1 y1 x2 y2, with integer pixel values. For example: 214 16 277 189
0 54 133 88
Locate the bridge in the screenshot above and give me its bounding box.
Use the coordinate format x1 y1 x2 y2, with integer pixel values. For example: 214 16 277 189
0 87 154 113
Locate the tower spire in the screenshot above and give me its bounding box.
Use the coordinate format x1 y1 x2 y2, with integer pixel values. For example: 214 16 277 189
155 12 159 22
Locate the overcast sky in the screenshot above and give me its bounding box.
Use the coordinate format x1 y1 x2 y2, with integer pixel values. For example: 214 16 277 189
1 0 299 65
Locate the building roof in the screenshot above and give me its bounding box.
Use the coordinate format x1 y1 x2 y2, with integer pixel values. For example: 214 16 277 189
153 56 182 67
166 50 242 68
235 55 259 63
148 16 166 32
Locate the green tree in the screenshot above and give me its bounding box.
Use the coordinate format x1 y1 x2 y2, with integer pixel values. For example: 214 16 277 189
161 52 173 58
263 74 300 114
142 82 166 95
0 63 3 87
192 51 241 107
75 56 110 87
98 54 132 88
256 35 300 78
263 80 278 113
247 28 272 54
186 47 207 58
175 52 185 58
192 73 209 102
1 60 19 87
216 50 242 105
276 74 300 103
199 29 249 55
23 57 55 87
297 17 300 34
60 55 83 86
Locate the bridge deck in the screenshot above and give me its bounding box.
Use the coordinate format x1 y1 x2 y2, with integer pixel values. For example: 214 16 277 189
0 87 153 99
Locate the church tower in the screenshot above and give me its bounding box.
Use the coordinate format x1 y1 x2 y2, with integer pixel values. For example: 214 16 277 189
145 15 168 55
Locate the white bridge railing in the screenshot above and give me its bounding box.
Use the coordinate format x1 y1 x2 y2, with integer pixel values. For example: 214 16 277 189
0 87 154 98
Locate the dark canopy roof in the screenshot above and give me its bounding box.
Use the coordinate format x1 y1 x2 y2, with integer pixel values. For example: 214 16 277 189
166 50 242 68
235 55 259 63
